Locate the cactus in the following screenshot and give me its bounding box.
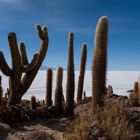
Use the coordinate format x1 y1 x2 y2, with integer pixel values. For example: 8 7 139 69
92 16 108 109
54 67 63 113
0 76 3 107
77 43 87 102
30 96 37 110
129 81 140 106
134 81 139 93
0 24 49 106
65 32 75 115
45 68 53 107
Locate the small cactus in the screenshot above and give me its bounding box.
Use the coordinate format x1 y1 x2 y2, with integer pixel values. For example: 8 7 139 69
30 96 37 110
129 81 140 106
92 16 108 110
54 67 63 113
65 32 75 115
0 76 3 107
77 43 87 102
46 68 53 107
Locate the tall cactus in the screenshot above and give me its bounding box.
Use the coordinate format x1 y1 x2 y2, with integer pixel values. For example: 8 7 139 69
54 67 63 113
46 68 53 107
77 43 87 102
0 24 49 106
92 16 108 109
0 76 3 107
65 32 75 115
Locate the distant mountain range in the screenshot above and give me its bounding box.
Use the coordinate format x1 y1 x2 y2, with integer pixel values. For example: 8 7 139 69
39 65 55 70
40 65 68 71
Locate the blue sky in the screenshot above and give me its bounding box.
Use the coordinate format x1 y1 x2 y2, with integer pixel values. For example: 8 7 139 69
0 0 140 70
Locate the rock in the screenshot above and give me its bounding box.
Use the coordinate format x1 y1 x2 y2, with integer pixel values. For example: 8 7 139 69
59 117 68 123
88 121 108 140
0 123 11 140
8 130 55 140
125 107 140 122
98 136 110 140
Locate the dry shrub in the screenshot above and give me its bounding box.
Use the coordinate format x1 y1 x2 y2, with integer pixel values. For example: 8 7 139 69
64 103 133 140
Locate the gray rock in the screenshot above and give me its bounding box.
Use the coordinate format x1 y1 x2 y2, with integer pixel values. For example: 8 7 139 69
98 136 109 140
0 123 11 140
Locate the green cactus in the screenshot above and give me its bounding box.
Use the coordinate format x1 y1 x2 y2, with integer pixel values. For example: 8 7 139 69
65 32 75 115
0 24 49 106
92 16 108 109
54 67 63 113
0 76 3 107
46 68 53 107
77 43 87 102
30 96 37 110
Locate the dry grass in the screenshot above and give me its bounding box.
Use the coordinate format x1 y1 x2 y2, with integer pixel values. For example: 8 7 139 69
64 102 133 140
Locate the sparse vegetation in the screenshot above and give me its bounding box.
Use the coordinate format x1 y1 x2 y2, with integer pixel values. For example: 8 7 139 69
64 103 134 140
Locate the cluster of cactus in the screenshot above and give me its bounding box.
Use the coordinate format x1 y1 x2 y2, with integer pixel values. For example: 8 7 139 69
129 81 140 106
92 16 108 110
0 24 49 107
45 32 76 115
0 16 110 116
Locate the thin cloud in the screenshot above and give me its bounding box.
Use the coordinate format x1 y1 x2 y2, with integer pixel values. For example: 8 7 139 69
0 0 25 10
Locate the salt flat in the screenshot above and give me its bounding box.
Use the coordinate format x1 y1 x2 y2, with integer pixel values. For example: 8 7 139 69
0 71 140 100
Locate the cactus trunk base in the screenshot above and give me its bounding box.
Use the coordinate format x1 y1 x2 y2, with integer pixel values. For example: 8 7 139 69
7 93 22 106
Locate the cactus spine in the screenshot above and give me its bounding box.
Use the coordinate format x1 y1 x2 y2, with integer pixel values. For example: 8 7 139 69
0 76 3 107
65 32 75 115
46 68 53 107
92 16 108 109
54 67 63 113
77 43 87 102
30 96 37 110
0 25 49 106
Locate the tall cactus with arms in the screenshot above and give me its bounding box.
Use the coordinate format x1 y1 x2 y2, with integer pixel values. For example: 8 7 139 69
0 24 49 106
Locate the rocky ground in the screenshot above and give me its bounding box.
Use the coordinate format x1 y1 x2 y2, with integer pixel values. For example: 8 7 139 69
0 117 69 140
0 95 140 140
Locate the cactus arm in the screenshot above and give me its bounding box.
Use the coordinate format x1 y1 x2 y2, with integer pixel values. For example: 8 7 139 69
8 32 21 71
35 25 48 66
20 25 49 96
22 53 39 73
0 52 12 76
19 42 29 65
